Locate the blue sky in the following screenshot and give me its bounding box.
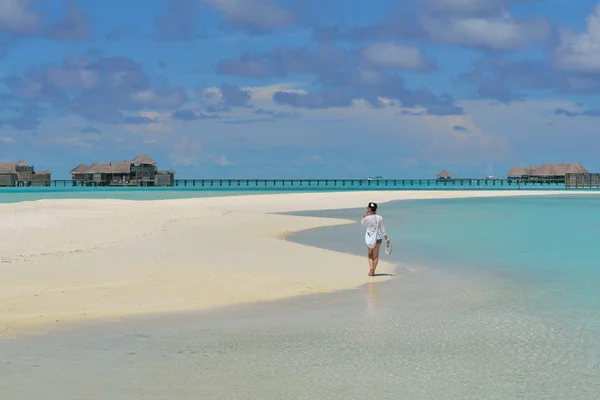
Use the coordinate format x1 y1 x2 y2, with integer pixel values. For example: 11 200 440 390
1 0 600 179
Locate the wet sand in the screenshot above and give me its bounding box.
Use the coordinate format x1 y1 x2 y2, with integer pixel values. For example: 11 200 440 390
0 190 589 338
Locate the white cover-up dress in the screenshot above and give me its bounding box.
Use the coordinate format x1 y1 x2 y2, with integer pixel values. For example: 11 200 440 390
361 214 387 248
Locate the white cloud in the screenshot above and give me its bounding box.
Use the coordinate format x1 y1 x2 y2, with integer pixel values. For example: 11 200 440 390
361 42 432 70
307 155 326 164
130 89 186 109
125 122 172 134
394 110 511 164
198 83 306 103
423 0 512 14
55 137 93 149
203 0 294 31
169 136 202 166
125 111 173 134
242 83 306 100
216 155 235 166
421 14 551 50
0 136 15 143
455 98 600 164
45 66 99 90
140 111 171 121
555 4 600 72
0 0 41 34
49 133 104 149
201 86 222 100
24 83 600 173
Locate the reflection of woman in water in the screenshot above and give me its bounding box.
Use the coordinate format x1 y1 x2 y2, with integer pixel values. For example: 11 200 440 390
361 202 390 276
365 281 379 316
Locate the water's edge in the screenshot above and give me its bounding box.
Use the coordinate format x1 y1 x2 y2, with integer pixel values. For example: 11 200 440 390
3 197 600 400
1 202 474 341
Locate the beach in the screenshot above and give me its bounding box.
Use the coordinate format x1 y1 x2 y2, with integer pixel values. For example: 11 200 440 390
0 189 591 339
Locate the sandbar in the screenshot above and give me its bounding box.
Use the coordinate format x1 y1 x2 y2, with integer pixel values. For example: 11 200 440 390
0 189 592 338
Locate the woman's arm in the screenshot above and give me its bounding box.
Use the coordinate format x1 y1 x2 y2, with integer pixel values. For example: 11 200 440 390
380 218 390 242
361 208 371 225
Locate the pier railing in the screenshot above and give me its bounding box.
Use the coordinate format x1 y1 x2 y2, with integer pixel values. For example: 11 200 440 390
6 177 579 190
169 178 568 190
565 173 600 188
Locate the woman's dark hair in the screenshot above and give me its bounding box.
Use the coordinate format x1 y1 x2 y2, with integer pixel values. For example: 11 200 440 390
368 202 378 212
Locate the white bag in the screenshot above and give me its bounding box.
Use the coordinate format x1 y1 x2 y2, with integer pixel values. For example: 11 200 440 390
365 215 379 249
385 240 392 255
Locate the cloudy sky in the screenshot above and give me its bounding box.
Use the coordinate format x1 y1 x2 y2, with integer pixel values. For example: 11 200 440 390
1 0 599 179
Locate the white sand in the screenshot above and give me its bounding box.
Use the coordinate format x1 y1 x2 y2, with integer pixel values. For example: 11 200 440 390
0 190 593 338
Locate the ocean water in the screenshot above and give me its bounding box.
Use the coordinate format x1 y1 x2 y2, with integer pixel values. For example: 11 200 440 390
0 177 592 203
0 187 283 203
290 195 600 321
1 195 600 399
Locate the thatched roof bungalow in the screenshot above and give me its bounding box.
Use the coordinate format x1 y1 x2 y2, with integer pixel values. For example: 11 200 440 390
436 170 452 180
536 162 573 176
506 161 588 179
131 154 156 165
0 162 16 173
70 163 89 181
0 160 51 186
507 165 527 177
71 163 88 172
565 161 588 174
72 161 136 184
70 155 174 186
86 161 133 175
0 163 17 187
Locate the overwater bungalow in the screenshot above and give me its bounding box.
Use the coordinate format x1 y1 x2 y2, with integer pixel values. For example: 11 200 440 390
507 165 529 178
0 160 51 187
436 170 452 180
506 161 589 182
565 161 589 174
70 155 175 186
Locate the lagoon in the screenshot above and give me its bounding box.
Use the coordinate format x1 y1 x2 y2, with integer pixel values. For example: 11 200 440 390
1 194 599 399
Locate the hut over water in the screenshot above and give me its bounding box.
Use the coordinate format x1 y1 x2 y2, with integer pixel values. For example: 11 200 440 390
566 161 588 174
506 161 588 180
436 170 452 180
507 165 528 177
0 160 51 187
131 154 156 165
70 155 175 186
70 163 89 181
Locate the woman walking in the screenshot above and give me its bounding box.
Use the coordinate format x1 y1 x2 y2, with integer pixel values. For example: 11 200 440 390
361 202 390 276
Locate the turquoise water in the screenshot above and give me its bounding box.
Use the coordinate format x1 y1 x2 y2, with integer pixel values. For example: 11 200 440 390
2 195 600 399
0 187 282 203
2 177 596 203
290 195 600 327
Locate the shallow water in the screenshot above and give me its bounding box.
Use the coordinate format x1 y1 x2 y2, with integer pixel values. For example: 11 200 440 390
1 182 596 203
0 188 278 203
2 195 600 399
290 195 600 322
2 271 598 399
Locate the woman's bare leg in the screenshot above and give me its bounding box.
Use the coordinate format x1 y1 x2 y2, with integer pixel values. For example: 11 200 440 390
367 247 375 276
372 242 382 275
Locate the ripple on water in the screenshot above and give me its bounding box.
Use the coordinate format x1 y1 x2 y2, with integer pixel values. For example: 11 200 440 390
1 272 600 400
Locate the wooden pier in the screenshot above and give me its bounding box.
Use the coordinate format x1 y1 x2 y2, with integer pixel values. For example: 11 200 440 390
17 177 575 190
170 178 567 189
565 173 600 188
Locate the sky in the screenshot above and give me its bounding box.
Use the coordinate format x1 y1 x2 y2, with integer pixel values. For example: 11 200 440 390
1 0 600 179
